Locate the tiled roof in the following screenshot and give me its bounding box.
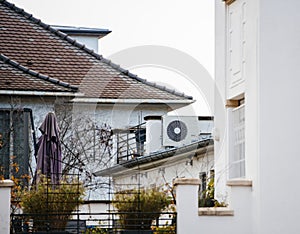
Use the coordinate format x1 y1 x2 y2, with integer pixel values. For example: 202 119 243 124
0 0 193 101
0 54 77 92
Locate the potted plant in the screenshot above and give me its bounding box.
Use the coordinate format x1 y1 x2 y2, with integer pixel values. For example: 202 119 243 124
199 177 227 207
21 175 84 232
113 187 170 234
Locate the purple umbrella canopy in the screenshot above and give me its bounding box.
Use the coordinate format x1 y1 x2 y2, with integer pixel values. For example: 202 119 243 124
35 112 62 184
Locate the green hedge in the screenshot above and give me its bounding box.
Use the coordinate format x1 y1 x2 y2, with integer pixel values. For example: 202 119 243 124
113 188 170 230
21 176 84 231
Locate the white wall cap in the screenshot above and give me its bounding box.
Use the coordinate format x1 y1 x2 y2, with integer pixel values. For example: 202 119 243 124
226 179 252 187
173 178 200 186
0 180 14 187
198 207 234 216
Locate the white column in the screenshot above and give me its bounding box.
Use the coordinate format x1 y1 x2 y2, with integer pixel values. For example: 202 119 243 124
0 180 14 234
174 178 200 234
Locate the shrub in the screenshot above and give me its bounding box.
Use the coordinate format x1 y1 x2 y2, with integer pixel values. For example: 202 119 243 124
85 226 108 234
152 224 176 234
199 177 226 207
21 175 84 231
113 187 170 230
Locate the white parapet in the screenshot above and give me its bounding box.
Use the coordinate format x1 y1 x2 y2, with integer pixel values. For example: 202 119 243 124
174 178 201 234
0 180 14 234
174 177 252 234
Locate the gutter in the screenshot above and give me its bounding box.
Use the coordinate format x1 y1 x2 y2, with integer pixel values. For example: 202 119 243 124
0 92 194 105
0 90 79 97
71 97 195 104
95 138 213 177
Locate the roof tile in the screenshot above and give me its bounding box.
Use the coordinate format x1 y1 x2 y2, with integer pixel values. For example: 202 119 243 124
0 0 192 100
0 55 76 92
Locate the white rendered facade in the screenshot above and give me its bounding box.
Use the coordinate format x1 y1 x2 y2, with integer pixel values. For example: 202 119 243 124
0 95 176 200
213 0 300 233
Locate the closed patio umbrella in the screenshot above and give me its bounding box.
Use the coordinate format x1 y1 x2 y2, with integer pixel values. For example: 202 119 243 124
35 112 62 185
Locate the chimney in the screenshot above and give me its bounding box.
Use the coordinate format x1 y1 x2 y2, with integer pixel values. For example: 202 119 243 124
52 25 111 53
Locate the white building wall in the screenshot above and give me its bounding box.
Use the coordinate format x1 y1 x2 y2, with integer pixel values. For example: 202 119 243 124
70 35 99 53
0 97 55 174
75 202 112 227
113 151 214 194
243 0 260 232
215 0 260 230
0 180 14 234
0 97 55 135
0 97 169 144
214 0 228 201
72 102 169 129
258 0 300 233
175 179 253 234
215 0 259 196
214 0 300 233
0 96 170 199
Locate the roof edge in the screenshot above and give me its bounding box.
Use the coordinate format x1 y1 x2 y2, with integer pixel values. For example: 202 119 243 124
70 97 195 104
0 90 78 97
52 25 112 38
95 138 213 177
2 0 193 100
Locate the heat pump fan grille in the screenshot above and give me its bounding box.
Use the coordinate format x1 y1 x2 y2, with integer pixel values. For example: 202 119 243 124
167 120 188 142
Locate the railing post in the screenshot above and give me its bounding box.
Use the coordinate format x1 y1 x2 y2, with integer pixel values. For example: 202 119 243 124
0 180 14 234
174 178 200 234
126 133 129 160
117 133 120 164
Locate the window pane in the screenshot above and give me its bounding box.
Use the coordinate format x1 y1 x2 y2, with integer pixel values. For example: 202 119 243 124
229 104 245 178
12 110 30 180
0 110 10 178
0 109 31 181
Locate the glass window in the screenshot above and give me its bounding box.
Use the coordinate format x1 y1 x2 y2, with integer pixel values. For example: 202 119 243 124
0 109 31 181
229 103 245 178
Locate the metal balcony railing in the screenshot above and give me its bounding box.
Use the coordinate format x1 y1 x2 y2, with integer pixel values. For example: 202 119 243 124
116 123 146 164
11 211 176 233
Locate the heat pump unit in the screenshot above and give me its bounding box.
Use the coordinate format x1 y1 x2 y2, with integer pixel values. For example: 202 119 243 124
162 116 200 147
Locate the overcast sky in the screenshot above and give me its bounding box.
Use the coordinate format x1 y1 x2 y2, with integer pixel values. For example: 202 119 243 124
9 0 214 115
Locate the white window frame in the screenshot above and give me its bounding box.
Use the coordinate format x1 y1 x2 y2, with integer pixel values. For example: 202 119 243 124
229 103 245 179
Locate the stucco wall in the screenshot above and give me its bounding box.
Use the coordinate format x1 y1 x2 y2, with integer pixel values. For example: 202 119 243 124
0 180 14 234
215 0 300 233
0 96 170 135
113 151 214 195
70 35 99 53
258 0 300 233
214 0 259 201
0 96 172 200
214 0 228 202
175 179 253 234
